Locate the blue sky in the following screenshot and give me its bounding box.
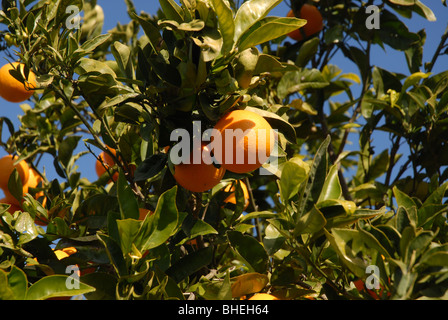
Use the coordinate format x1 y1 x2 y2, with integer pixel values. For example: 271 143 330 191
0 0 447 199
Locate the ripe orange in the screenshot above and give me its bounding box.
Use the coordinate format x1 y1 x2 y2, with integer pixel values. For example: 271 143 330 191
25 168 47 207
353 279 390 300
212 109 274 174
95 147 118 182
139 208 153 220
0 155 30 191
287 4 323 41
248 293 279 300
173 143 226 193
0 62 36 103
0 197 22 213
223 180 250 211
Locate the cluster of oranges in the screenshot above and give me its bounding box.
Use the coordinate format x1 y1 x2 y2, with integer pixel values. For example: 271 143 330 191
0 155 45 217
171 109 274 203
93 109 273 209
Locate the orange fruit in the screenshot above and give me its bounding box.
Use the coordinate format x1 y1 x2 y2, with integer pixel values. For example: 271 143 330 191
248 293 279 300
287 4 323 41
0 198 22 213
212 109 274 174
0 62 36 103
0 155 30 191
173 143 226 193
223 180 250 211
95 147 118 182
138 208 153 220
353 278 390 300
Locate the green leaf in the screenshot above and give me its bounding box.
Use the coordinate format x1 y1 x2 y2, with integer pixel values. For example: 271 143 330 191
111 41 134 80
159 0 184 23
189 219 218 237
295 37 320 68
97 233 128 277
7 168 23 204
26 275 95 300
211 0 235 53
317 164 342 203
0 269 16 300
237 210 277 223
227 230 269 273
325 228 367 278
5 266 27 300
131 13 161 53
80 272 117 300
75 58 117 76
134 153 167 182
234 0 282 42
297 135 330 218
136 186 180 251
237 17 306 52
279 160 307 202
116 219 142 255
166 247 213 283
117 170 139 220
393 186 417 213
73 34 111 57
278 69 329 99
414 0 436 21
377 10 420 51
294 205 327 236
244 106 297 143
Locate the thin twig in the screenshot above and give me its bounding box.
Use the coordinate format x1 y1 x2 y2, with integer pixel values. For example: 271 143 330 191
245 177 262 242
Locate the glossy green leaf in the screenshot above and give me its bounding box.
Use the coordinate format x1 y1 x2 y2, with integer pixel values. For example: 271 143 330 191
244 106 297 143
26 275 95 300
325 228 367 278
294 205 327 236
111 41 134 80
278 69 329 99
97 233 128 276
116 219 142 255
227 230 269 273
237 210 277 223
237 17 306 52
317 164 342 203
279 160 307 202
5 266 27 300
393 186 417 213
131 13 161 53
211 0 234 53
73 34 111 57
295 37 320 67
0 269 16 300
136 186 180 251
80 272 117 300
159 0 184 23
234 0 282 42
414 1 436 21
297 135 330 218
166 247 213 283
117 170 139 220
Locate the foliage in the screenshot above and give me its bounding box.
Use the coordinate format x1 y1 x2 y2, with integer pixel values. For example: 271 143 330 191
0 0 447 300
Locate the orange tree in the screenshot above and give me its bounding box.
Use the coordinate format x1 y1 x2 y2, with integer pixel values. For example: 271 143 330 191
0 0 447 300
